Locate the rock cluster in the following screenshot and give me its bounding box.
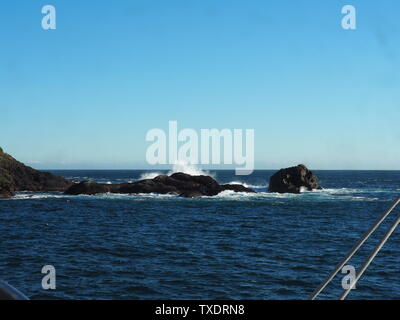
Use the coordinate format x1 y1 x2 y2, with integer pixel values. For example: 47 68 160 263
65 172 256 198
1 147 321 198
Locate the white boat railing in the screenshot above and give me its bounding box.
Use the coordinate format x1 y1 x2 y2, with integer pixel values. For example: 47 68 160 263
310 196 400 300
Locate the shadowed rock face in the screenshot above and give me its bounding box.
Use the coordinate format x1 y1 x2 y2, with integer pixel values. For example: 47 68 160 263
0 181 13 198
0 148 73 198
268 164 320 194
63 181 112 195
65 172 256 198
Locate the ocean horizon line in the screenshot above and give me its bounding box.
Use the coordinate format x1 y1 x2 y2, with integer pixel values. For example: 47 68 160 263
39 168 400 172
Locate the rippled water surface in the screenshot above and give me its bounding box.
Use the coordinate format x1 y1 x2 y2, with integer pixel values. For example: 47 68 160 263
1 170 400 300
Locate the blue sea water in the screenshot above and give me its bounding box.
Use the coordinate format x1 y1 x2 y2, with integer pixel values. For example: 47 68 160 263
1 170 400 300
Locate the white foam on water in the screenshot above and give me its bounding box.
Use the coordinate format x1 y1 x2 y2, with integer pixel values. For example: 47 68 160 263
302 188 383 202
5 186 384 202
93 192 177 200
350 196 379 201
226 181 267 190
138 172 165 180
136 162 213 181
299 186 308 193
313 187 388 195
168 161 214 177
203 190 259 200
205 190 306 201
208 187 384 202
10 192 70 200
311 188 361 194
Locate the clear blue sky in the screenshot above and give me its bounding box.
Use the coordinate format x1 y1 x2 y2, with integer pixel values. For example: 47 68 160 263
1 0 399 169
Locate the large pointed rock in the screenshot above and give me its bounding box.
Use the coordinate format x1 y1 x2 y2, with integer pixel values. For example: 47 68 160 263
268 164 320 194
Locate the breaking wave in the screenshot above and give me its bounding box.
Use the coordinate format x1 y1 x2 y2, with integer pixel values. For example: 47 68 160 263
168 161 214 177
226 181 267 190
139 172 165 180
5 186 383 202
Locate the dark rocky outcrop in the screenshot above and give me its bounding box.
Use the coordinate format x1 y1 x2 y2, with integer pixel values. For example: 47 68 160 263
63 181 112 195
0 147 255 199
0 180 14 198
221 184 257 193
268 164 320 194
65 172 256 198
0 148 73 198
0 148 324 199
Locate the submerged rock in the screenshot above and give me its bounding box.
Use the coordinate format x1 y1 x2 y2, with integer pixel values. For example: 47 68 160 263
0 147 72 198
64 181 112 195
64 172 256 198
221 184 257 193
268 164 320 194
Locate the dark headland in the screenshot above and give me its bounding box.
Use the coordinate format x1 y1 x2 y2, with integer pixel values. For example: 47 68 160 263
0 147 72 198
0 147 320 198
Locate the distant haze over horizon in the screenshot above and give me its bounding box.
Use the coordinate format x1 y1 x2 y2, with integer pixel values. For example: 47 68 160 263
1 0 399 170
